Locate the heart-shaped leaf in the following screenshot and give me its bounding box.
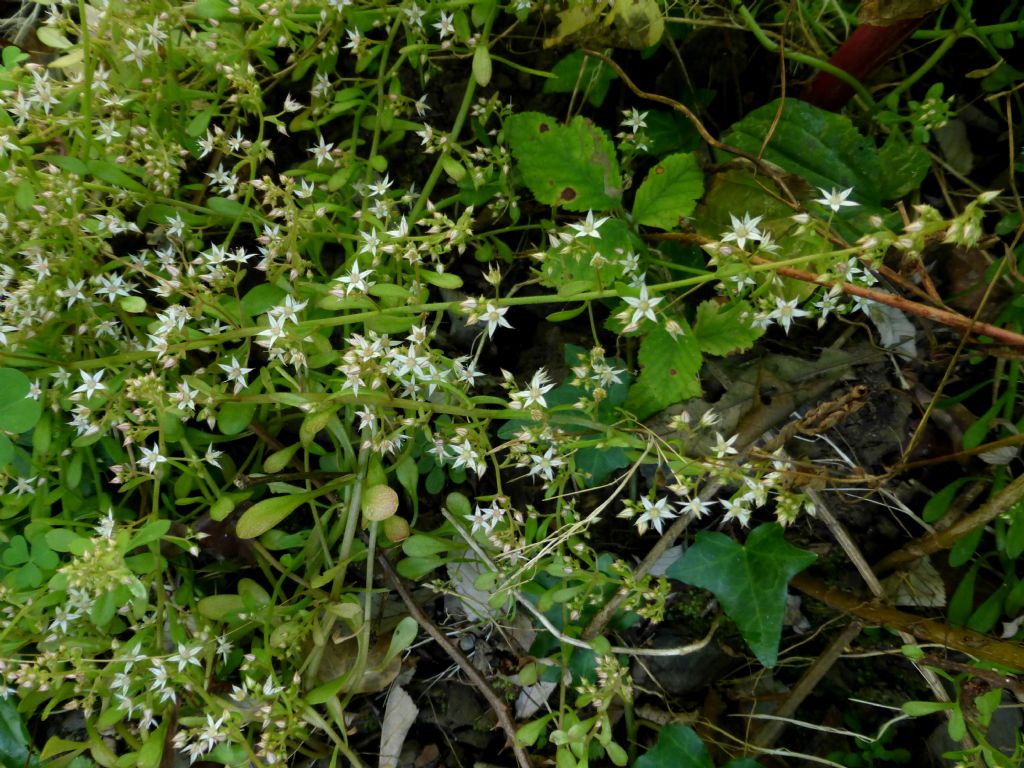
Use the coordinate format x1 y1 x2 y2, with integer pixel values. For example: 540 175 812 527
666 523 816 667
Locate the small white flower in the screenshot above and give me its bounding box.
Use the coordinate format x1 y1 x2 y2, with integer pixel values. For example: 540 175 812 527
204 445 224 469
712 432 738 459
568 210 608 240
770 296 809 334
510 368 555 410
621 108 648 132
721 496 752 527
622 284 663 328
481 300 512 338
680 495 715 519
814 186 859 213
138 444 167 473
309 135 334 167
465 505 491 535
528 446 564 483
720 212 763 251
433 10 455 39
218 356 252 394
636 496 678 535
74 369 107 400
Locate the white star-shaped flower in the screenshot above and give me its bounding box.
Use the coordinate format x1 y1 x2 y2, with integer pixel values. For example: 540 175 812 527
218 356 252 394
814 186 859 213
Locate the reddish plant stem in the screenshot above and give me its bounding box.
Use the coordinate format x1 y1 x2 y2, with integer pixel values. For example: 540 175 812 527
802 19 923 112
760 259 1024 346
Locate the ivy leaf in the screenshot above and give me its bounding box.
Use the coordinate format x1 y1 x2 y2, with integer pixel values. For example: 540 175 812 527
632 152 704 230
635 724 712 768
722 99 881 207
694 300 763 355
504 112 622 211
624 323 701 420
665 524 816 667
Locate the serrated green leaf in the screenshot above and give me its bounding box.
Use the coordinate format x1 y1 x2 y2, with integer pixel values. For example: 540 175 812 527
694 300 763 355
635 724 712 768
504 112 622 211
723 99 881 206
632 152 704 230
625 323 702 420
665 523 816 667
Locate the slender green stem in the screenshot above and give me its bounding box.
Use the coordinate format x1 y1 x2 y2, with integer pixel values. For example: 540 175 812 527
884 18 964 106
409 7 498 222
338 445 370 568
730 1 878 111
913 20 1024 39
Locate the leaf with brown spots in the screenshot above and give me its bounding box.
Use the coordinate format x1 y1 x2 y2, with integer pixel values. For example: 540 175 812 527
504 111 622 212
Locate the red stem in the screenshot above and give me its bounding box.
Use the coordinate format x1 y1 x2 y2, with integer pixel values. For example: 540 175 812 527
803 19 923 111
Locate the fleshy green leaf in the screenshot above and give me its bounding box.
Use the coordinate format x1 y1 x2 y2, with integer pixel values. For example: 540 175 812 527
625 323 702 420
197 594 246 621
217 401 256 435
722 99 881 207
694 300 763 355
0 368 42 433
632 152 704 230
206 196 262 223
504 112 622 211
396 555 446 580
236 492 315 539
665 523 816 667
635 724 712 768
87 159 147 193
382 616 418 666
